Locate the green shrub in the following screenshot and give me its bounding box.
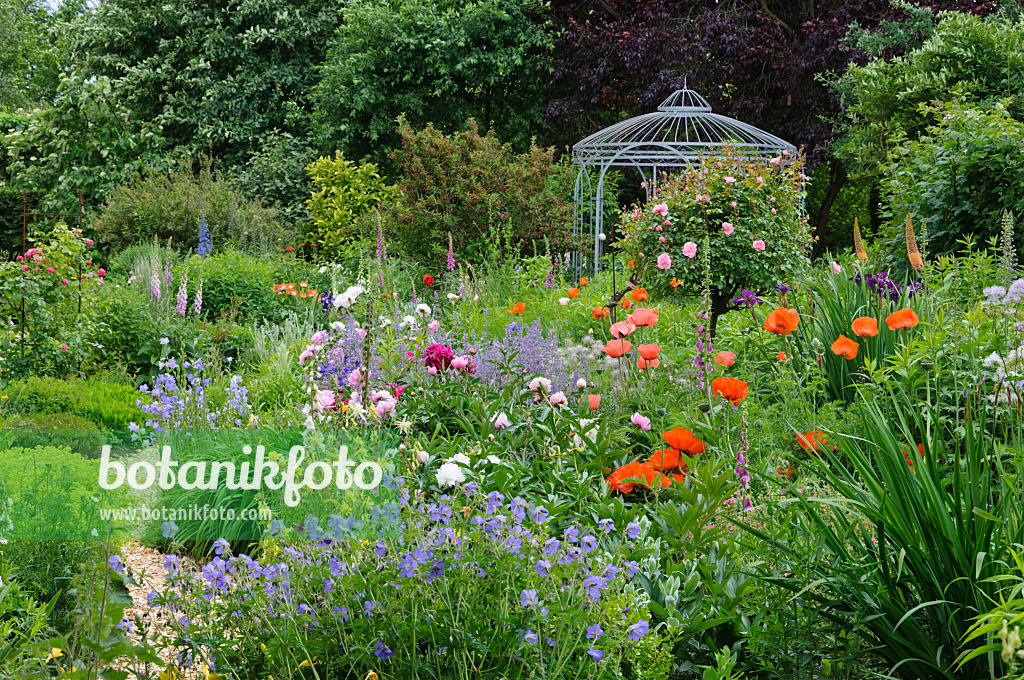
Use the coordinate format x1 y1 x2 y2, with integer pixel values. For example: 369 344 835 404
304 151 399 260
232 131 317 231
1 540 80 635
385 118 576 266
90 163 289 256
1 413 106 457
89 283 152 372
4 376 144 445
880 102 1024 262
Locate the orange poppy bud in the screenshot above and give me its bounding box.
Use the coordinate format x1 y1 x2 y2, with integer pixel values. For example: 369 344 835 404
636 356 660 370
587 394 601 410
603 339 632 358
713 351 736 367
567 288 580 298
579 277 589 286
885 308 919 331
631 287 649 302
669 278 683 288
638 343 661 360
830 334 859 360
508 301 525 315
851 316 878 337
621 298 632 309
763 307 800 335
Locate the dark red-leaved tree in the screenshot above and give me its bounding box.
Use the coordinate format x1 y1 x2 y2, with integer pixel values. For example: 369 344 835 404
543 0 996 252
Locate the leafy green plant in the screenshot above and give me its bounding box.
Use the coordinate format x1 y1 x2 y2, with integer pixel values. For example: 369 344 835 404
304 151 399 259
740 385 1024 679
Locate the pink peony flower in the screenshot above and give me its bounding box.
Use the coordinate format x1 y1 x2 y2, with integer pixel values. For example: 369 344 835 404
549 391 568 408
528 376 553 393
753 240 766 251
656 253 672 270
682 242 698 258
771 208 777 215
427 366 438 375
631 413 651 430
62 278 69 285
722 222 734 236
47 267 55 273
313 389 336 412
424 342 455 371
832 261 842 274
659 236 666 242
492 412 512 429
652 203 668 217
451 355 470 371
428 320 441 333
21 265 28 271
347 367 364 386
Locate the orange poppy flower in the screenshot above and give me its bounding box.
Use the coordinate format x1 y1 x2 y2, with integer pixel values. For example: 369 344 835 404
627 308 659 327
777 351 787 361
627 260 635 268
636 356 660 370
610 320 636 338
851 316 878 337
886 308 919 331
587 394 601 410
579 277 589 286
796 430 830 454
662 428 706 455
830 334 859 360
902 443 925 471
777 465 794 479
631 287 649 302
621 298 632 309
669 278 683 288
567 288 580 299
508 301 525 315
713 351 736 367
603 339 632 358
649 448 681 471
592 307 610 319
299 281 308 287
711 377 748 405
606 461 671 493
638 343 661 360
763 307 800 335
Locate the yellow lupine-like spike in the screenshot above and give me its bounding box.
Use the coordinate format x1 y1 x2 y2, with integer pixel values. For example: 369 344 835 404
905 214 924 271
853 217 868 262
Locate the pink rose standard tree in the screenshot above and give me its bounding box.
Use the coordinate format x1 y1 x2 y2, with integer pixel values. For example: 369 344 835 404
616 147 811 333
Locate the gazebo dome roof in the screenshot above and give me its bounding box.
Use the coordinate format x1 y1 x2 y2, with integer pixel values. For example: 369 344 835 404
572 87 796 166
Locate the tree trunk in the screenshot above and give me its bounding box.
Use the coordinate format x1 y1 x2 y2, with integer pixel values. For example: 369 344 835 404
811 159 848 259
709 290 732 340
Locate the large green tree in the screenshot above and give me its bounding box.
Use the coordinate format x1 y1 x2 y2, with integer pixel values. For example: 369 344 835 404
0 0 67 110
312 0 552 169
65 0 344 167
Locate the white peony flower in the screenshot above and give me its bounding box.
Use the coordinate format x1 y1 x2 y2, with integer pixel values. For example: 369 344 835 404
416 303 432 317
436 462 466 487
448 453 471 466
558 298 569 306
417 451 431 465
447 293 459 301
576 378 587 389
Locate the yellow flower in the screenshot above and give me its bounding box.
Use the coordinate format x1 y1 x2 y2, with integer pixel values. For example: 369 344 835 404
298 657 319 668
201 664 225 680
365 672 380 680
48 648 64 660
158 668 180 680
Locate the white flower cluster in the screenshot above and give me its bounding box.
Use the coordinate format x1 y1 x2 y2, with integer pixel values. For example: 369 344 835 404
332 284 365 309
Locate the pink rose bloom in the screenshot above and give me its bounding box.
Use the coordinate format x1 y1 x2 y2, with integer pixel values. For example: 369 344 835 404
84 238 93 245
753 240 766 251
631 413 651 431
21 265 28 271
47 267 55 273
682 242 698 258
832 261 842 274
722 222 734 235
724 176 736 183
313 389 336 412
659 236 666 242
61 344 68 350
15 256 22 261
85 260 91 264
492 412 512 429
656 253 672 270
731 201 737 207
756 177 764 184
770 197 776 202
549 391 568 408
771 208 777 215
97 268 105 276
655 226 662 231
652 203 668 217
770 157 780 164
62 278 69 285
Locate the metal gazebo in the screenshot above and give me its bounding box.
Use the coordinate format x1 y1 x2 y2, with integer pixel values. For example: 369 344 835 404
571 85 797 273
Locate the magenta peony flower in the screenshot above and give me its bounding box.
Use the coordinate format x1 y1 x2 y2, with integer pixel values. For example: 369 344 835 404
424 342 455 371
